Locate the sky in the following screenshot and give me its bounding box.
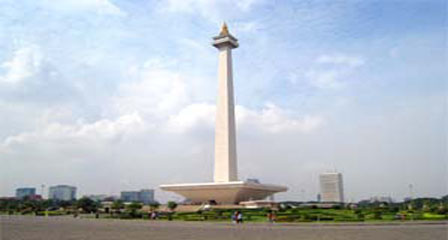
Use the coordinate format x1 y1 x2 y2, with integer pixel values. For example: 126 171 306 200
0 0 446 203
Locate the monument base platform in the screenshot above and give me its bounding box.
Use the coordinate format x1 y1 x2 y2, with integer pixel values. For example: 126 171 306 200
159 181 287 204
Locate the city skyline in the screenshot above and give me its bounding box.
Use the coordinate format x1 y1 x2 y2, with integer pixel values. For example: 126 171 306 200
0 0 446 202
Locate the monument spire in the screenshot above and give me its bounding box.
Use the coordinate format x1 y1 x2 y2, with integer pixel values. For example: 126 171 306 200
212 23 239 182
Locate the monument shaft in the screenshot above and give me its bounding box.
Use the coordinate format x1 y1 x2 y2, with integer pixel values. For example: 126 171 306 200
214 46 238 182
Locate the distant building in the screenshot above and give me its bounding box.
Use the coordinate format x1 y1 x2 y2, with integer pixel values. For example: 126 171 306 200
319 172 344 203
369 196 394 203
48 185 77 201
121 191 140 202
103 195 119 202
16 188 36 199
139 189 155 205
30 195 42 200
120 189 154 204
84 194 113 202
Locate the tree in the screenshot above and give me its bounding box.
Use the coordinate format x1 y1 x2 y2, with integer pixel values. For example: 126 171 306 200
23 199 45 214
149 202 160 211
76 197 98 213
167 201 178 212
357 212 365 221
373 209 383 220
7 199 19 214
437 203 447 214
59 200 74 209
441 195 448 203
166 201 178 221
41 199 54 209
111 200 124 214
126 202 142 218
2 199 19 213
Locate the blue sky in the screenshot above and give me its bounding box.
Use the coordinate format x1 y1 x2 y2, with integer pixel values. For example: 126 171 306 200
0 0 446 202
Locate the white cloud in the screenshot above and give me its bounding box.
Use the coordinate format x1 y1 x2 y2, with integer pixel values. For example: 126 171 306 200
0 45 42 84
40 0 126 16
103 56 325 135
165 102 324 134
305 70 342 89
235 0 259 11
2 113 145 149
233 21 259 34
237 103 324 133
114 59 189 117
316 54 365 68
161 0 260 22
304 54 365 89
166 103 215 133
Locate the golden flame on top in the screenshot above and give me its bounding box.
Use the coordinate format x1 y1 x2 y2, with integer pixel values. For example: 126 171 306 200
220 22 229 36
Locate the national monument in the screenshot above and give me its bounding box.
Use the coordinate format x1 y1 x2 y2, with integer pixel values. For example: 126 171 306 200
160 24 287 204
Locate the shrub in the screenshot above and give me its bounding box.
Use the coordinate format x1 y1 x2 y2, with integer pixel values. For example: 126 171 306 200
373 211 383 220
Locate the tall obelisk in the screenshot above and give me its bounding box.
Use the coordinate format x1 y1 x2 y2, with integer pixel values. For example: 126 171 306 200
160 24 287 204
212 23 239 183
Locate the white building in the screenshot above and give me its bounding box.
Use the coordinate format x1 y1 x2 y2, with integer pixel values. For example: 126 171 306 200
319 172 344 203
48 185 77 201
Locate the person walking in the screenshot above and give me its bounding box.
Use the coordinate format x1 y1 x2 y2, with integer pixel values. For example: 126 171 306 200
236 211 243 224
267 211 273 223
150 211 157 220
231 211 237 224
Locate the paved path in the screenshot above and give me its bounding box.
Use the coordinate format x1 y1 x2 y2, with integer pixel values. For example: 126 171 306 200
1 216 447 240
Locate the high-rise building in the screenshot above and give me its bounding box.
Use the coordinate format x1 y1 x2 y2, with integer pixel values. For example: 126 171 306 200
319 172 344 203
120 189 155 204
16 188 36 199
48 185 77 201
